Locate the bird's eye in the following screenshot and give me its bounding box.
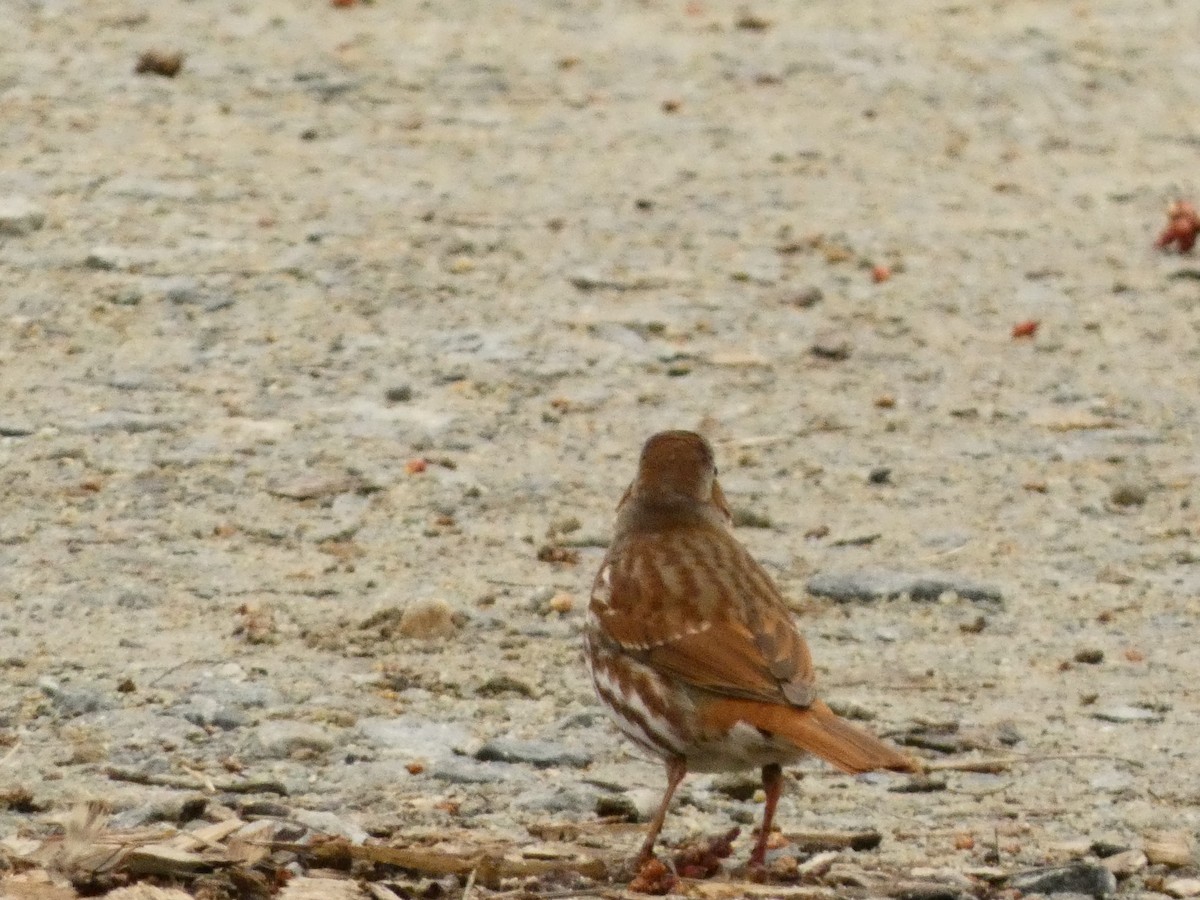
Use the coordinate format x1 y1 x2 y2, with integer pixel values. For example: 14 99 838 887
713 466 719 477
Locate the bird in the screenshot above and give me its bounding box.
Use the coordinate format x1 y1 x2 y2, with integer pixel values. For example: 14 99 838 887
584 430 918 869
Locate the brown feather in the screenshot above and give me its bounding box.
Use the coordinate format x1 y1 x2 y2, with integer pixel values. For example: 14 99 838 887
700 697 920 774
594 516 817 706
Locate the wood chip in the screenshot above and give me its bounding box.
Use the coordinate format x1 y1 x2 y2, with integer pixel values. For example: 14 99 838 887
786 828 882 852
681 883 836 899
279 876 366 899
123 845 214 877
0 871 81 900
289 837 607 888
105 886 194 899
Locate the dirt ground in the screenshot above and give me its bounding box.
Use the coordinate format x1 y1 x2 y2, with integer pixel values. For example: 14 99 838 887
2 1 1199 897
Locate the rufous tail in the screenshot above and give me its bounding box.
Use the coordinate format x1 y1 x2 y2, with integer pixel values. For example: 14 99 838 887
703 697 920 774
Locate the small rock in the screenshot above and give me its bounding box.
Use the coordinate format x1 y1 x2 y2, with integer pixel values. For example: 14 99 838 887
398 598 461 639
1091 705 1164 724
893 881 967 900
428 757 501 784
807 570 1003 605
594 794 640 822
811 333 852 360
1110 483 1149 507
85 246 133 271
474 738 592 769
289 809 369 844
109 288 143 306
38 677 109 717
1165 878 1200 898
267 473 364 501
475 675 535 698
547 592 574 614
177 696 246 730
135 49 184 77
890 774 947 793
1099 849 1147 878
160 276 203 305
1144 831 1196 867
356 716 471 761
253 722 335 759
789 286 824 308
514 784 599 813
385 385 414 403
0 198 45 236
0 422 35 437
1009 862 1117 898
108 797 209 829
1090 838 1131 858
867 466 892 485
1074 648 1104 665
797 851 839 877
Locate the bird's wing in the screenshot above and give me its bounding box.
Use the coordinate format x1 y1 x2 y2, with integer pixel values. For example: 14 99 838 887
591 526 817 707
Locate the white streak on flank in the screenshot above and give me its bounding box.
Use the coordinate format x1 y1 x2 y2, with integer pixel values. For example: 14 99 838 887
591 665 684 755
625 619 712 651
591 565 613 608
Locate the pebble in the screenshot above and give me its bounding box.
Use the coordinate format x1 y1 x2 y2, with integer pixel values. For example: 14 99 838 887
594 794 639 821
176 696 246 730
474 737 592 769
158 276 203 305
253 722 335 759
397 598 461 639
0 422 35 437
512 783 598 813
289 809 370 844
37 677 110 717
356 716 472 761
1165 879 1200 898
1144 831 1196 867
1099 849 1147 878
108 797 210 829
547 592 574 614
1109 483 1149 507
806 569 1003 605
85 246 133 271
427 757 503 784
0 197 45 235
1091 705 1164 724
1009 863 1117 898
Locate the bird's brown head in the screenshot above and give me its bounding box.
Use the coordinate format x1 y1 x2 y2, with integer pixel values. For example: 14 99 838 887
619 430 731 521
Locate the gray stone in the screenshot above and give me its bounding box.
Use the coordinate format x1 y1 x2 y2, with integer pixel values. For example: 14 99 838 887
253 721 335 758
807 569 1003 605
512 783 599 813
85 246 133 271
289 808 369 844
38 677 110 717
1009 863 1117 897
474 737 592 769
1091 705 1164 724
356 716 472 761
427 757 502 784
0 198 45 235
160 276 203 305
177 696 247 730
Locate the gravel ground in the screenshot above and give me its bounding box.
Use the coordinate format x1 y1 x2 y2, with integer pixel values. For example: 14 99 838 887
2 0 1199 895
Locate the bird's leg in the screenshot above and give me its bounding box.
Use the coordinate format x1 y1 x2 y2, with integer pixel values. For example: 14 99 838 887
749 763 784 868
636 756 688 865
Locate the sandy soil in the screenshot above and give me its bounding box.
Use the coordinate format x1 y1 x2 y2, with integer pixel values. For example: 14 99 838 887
2 0 1199 895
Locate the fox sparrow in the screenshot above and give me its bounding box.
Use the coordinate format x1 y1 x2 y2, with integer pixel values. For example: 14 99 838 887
584 430 918 868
